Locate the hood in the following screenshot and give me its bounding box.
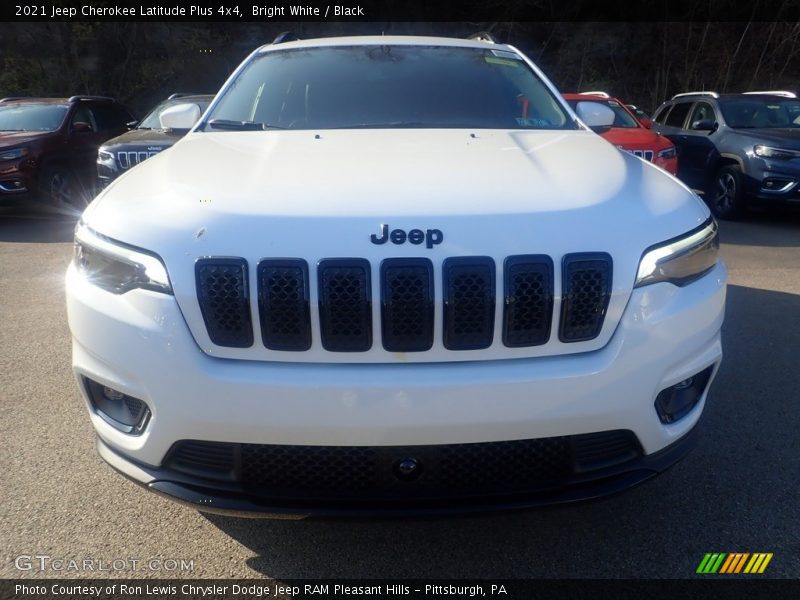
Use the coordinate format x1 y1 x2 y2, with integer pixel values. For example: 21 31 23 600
0 130 52 148
731 127 800 149
600 127 671 150
88 128 705 248
100 128 183 152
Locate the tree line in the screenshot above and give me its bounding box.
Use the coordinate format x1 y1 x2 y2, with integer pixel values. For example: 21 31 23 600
1 21 798 116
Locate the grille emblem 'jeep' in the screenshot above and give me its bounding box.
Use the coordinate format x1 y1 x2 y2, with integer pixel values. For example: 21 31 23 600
370 223 443 248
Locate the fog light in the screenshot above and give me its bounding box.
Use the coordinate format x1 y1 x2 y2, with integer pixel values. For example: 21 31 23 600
83 377 150 434
654 366 714 424
103 386 124 401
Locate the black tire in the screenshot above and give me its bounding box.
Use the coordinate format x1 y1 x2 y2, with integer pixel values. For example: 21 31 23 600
707 165 746 220
39 164 87 209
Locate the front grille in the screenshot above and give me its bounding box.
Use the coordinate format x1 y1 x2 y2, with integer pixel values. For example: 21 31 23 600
117 150 159 170
559 253 613 343
380 258 434 352
165 431 642 501
503 255 554 347
194 253 614 353
195 258 254 348
257 260 311 351
318 259 372 352
627 149 654 162
442 257 496 350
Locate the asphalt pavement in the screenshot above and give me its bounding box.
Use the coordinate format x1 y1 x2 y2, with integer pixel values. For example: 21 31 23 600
1 202 799 579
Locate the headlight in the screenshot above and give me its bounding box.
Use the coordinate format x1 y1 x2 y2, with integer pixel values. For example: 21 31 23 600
73 222 172 294
657 146 676 159
635 219 719 288
97 150 115 162
754 145 800 160
0 147 29 161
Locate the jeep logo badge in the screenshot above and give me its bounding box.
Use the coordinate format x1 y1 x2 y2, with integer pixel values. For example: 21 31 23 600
370 224 443 249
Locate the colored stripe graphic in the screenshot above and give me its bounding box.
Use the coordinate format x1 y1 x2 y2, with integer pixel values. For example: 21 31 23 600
697 553 727 573
698 553 773 574
720 553 749 573
744 553 774 574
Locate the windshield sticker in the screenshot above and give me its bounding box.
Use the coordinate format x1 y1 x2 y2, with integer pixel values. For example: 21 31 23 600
516 117 551 127
484 56 520 67
490 49 523 60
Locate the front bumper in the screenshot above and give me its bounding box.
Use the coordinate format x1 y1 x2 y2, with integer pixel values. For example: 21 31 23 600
744 160 800 203
66 261 726 515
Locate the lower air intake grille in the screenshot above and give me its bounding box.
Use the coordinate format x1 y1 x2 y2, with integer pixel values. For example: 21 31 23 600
503 255 554 347
380 258 434 352
164 431 642 501
195 258 253 348
442 257 496 350
559 253 612 343
318 259 372 352
257 260 311 351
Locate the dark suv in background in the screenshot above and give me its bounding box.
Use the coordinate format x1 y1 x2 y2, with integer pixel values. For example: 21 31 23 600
652 91 800 219
97 93 213 188
0 96 134 208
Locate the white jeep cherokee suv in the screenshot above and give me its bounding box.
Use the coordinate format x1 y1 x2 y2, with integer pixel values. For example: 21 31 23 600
66 35 726 516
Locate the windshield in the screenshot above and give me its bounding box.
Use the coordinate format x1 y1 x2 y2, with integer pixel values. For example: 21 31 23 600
719 97 800 128
0 104 68 132
139 97 212 129
204 45 573 130
566 99 640 128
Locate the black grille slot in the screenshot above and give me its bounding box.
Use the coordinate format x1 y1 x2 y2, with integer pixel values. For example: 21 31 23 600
559 253 612 343
257 259 311 351
167 441 236 480
380 258 434 352
164 430 641 501
503 255 554 347
443 257 495 350
572 430 642 472
318 259 372 352
241 445 379 492
195 258 253 348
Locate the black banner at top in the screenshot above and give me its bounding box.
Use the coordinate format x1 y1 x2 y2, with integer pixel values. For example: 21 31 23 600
3 0 800 22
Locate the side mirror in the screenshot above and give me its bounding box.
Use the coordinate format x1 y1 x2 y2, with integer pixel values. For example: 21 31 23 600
640 118 653 129
576 101 615 130
159 103 201 130
126 120 139 130
691 119 716 132
72 121 93 133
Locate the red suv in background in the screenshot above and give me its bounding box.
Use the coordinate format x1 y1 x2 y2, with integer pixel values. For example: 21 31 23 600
563 92 678 175
0 96 134 209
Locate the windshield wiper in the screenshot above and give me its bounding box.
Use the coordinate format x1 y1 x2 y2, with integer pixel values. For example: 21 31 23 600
207 119 282 131
0 129 23 132
337 121 432 129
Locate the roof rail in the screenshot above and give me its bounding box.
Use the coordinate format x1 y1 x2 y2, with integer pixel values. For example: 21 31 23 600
671 91 719 99
272 31 300 44
743 90 797 98
580 91 610 98
468 32 498 43
68 95 115 103
0 97 27 102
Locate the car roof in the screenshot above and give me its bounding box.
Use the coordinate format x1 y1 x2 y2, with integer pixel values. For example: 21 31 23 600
256 35 516 54
562 93 628 105
0 98 71 106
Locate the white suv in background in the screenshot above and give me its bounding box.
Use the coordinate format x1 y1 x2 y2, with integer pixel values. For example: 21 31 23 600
66 35 726 517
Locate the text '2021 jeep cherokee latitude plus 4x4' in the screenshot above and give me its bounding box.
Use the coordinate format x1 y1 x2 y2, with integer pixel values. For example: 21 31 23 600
66 36 726 516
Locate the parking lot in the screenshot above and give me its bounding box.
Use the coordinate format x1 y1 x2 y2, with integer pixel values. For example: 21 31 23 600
1 203 798 579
